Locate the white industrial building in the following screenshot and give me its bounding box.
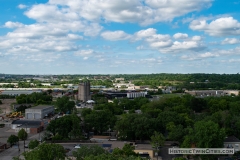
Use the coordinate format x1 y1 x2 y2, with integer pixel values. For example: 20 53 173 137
0 90 42 96
127 92 146 99
25 105 54 120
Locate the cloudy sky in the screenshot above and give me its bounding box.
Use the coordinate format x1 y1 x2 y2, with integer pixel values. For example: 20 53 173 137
1 0 240 74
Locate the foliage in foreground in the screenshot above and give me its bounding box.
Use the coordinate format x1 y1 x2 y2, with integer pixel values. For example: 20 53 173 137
23 143 65 160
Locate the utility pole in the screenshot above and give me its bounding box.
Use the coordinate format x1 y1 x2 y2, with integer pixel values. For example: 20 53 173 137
18 141 20 151
24 123 28 152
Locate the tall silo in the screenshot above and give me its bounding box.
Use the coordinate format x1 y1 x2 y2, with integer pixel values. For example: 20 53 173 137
78 81 91 102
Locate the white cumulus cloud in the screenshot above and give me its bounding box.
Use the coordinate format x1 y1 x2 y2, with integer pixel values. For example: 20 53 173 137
190 17 240 36
48 0 213 26
101 30 131 41
4 21 24 28
74 49 94 56
222 38 240 45
173 33 188 39
18 4 27 9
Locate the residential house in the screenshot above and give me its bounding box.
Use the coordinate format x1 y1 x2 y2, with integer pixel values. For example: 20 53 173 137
224 136 240 152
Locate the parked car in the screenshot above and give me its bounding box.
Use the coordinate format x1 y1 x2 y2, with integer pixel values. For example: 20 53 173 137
24 144 28 148
171 143 179 146
74 144 81 149
64 148 71 153
12 144 18 148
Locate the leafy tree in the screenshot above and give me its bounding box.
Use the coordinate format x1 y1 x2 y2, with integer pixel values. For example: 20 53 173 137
150 131 165 150
183 120 225 148
55 96 75 113
190 97 207 112
46 114 82 139
68 114 83 139
28 140 39 149
133 116 154 141
112 144 137 157
23 143 65 160
7 135 19 147
84 154 144 160
18 128 28 140
12 156 23 160
174 157 187 160
116 114 158 141
81 108 92 117
72 145 108 160
115 114 137 140
18 128 28 150
193 120 225 148
84 110 116 135
16 92 52 105
167 124 186 143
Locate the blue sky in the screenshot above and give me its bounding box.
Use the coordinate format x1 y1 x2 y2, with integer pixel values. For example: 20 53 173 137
1 0 240 74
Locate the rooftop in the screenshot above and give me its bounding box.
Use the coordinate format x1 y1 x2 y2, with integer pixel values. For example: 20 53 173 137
12 119 42 126
28 105 54 109
224 136 240 143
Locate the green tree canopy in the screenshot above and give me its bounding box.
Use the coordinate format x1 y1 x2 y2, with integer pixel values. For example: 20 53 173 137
7 135 19 147
150 131 165 149
112 144 137 157
84 154 145 160
46 114 82 140
72 145 108 160
182 120 225 148
28 140 39 149
23 143 65 160
55 96 75 113
84 110 117 135
18 128 28 140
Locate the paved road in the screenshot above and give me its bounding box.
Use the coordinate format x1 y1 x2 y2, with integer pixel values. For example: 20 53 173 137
0 131 41 160
0 141 30 160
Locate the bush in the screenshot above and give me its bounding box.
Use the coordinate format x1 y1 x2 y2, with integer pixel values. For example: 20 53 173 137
0 124 5 128
52 134 63 140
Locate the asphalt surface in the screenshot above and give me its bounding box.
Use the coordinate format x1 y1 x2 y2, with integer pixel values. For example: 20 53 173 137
0 128 43 160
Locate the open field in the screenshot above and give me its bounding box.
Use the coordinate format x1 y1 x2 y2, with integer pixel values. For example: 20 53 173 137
0 99 16 115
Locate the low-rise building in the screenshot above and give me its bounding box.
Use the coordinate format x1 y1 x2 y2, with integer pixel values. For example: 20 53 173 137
0 90 42 96
11 119 47 134
185 90 239 97
224 136 240 152
25 105 54 120
127 92 146 99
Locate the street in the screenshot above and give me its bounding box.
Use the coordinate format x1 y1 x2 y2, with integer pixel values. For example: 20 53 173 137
0 130 42 160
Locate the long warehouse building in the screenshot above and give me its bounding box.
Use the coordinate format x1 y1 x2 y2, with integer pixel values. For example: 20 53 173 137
25 105 54 120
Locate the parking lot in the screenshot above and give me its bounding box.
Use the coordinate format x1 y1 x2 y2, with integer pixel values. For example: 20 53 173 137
75 102 94 109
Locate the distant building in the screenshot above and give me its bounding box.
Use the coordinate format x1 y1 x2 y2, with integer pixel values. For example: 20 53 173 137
105 92 127 99
40 83 52 86
160 86 176 94
78 81 91 102
185 90 239 97
127 92 146 98
115 78 124 81
91 85 106 89
0 90 42 96
105 91 148 99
